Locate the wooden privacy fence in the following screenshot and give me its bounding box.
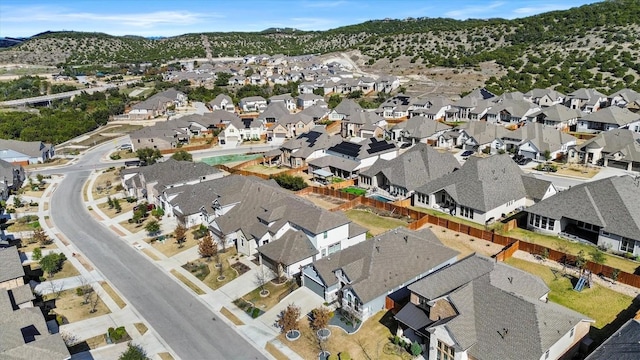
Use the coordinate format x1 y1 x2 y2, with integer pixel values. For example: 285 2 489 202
160 143 212 154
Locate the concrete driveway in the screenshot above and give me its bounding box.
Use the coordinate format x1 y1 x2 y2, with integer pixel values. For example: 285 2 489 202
259 287 324 330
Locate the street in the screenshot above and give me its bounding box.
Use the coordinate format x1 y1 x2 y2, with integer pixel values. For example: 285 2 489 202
47 140 268 359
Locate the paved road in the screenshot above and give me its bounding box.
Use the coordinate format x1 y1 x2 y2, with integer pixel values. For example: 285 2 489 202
0 85 117 107
48 142 267 360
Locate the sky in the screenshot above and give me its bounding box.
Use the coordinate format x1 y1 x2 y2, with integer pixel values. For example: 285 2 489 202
0 0 598 38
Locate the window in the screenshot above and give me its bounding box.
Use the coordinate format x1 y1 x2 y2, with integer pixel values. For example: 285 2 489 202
437 341 455 360
460 206 474 219
323 231 328 239
548 219 555 229
621 238 634 253
545 350 550 359
328 242 341 254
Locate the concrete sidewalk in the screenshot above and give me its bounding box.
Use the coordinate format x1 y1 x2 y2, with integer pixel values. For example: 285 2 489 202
33 271 104 295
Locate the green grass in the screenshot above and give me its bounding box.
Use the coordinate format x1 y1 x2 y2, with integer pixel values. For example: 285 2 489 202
503 228 639 274
341 187 366 196
505 258 640 344
345 209 408 235
199 154 262 166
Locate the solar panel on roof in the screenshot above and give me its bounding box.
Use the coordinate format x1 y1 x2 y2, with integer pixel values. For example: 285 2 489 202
367 139 396 154
329 141 361 158
303 131 322 146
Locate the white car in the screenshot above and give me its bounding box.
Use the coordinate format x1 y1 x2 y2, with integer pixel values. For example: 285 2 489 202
119 143 132 150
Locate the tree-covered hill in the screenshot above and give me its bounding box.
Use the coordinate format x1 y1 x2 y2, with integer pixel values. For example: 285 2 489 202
1 0 640 93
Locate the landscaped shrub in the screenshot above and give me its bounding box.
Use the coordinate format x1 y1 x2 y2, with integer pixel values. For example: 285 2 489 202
339 352 351 360
271 174 308 191
108 326 128 342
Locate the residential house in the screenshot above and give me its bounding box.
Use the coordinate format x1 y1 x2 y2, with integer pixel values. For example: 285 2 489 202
390 116 451 144
220 116 266 144
211 188 367 276
357 77 376 94
413 154 556 224
511 123 577 160
0 287 71 359
0 247 34 309
259 102 291 126
0 159 25 200
608 88 640 111
359 144 459 199
568 128 640 170
239 96 268 113
526 175 640 255
276 112 316 139
309 137 398 178
585 317 640 360
0 139 55 165
280 127 342 169
378 93 412 120
376 75 400 93
524 88 566 107
409 96 451 121
269 93 297 111
395 254 593 360
208 94 235 112
526 104 583 131
128 88 187 120
485 99 540 125
302 227 459 321
296 93 324 110
438 121 509 152
128 121 189 151
576 106 640 133
445 88 495 121
120 159 224 204
565 88 607 113
329 98 363 122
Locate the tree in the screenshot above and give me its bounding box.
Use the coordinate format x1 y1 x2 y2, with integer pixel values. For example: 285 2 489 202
410 341 422 356
611 268 620 283
144 220 160 235
36 173 45 186
198 233 217 260
107 195 114 209
135 147 162 166
543 149 552 162
271 174 308 191
170 150 193 162
33 227 51 246
277 304 301 335
119 343 149 360
327 94 342 109
311 307 331 331
40 253 67 277
88 290 101 313
174 224 187 248
575 250 587 270
214 72 232 87
255 266 269 295
13 195 22 208
590 248 606 265
313 88 325 96
114 198 122 213
32 247 42 261
77 277 93 305
151 207 164 220
347 90 363 99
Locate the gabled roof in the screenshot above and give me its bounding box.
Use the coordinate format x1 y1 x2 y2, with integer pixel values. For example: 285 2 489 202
609 88 640 104
567 88 606 101
527 175 640 240
280 127 342 158
0 247 24 283
361 144 459 191
327 137 397 160
121 159 221 190
579 128 640 162
456 121 510 145
586 318 640 360
391 116 451 139
258 102 290 121
258 230 319 266
524 88 565 101
240 96 267 103
415 154 551 212
407 254 588 360
333 98 363 118
580 106 640 126
514 123 577 153
0 139 52 158
312 227 459 304
208 93 233 108
131 88 184 110
308 155 360 172
528 104 583 122
487 99 537 118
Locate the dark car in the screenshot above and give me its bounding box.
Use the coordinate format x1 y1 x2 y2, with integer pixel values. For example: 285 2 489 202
461 150 474 158
134 203 156 212
517 158 532 165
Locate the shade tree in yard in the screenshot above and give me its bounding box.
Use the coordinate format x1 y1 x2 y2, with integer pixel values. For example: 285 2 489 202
174 224 187 248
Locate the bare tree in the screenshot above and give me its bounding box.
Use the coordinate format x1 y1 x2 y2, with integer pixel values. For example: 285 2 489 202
33 227 50 247
48 280 64 300
60 331 80 348
77 277 93 305
89 291 100 313
254 266 269 296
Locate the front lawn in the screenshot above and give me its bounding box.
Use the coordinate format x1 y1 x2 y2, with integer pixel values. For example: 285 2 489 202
97 200 136 218
182 249 249 290
505 258 640 344
280 310 412 360
92 169 122 200
43 287 111 324
344 209 408 235
235 280 299 316
148 226 201 258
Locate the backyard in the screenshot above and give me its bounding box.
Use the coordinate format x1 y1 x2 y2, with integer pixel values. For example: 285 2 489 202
344 209 408 236
341 187 366 197
242 164 288 175
280 310 413 360
299 193 347 210
505 257 640 344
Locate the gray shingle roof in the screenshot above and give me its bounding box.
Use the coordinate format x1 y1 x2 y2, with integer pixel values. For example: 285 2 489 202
121 158 221 191
308 155 359 172
527 175 640 240
312 227 459 304
586 318 640 360
580 106 640 126
361 144 459 191
333 99 363 118
457 121 510 145
415 154 551 212
579 128 640 162
528 104 582 123
0 139 52 158
514 122 577 153
391 116 452 139
0 247 25 283
258 230 319 266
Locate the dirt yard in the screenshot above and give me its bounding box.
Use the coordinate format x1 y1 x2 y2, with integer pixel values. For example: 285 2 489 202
299 193 347 210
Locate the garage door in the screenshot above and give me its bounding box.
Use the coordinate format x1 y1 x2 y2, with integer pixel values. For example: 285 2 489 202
608 160 629 170
520 150 537 159
303 274 325 298
274 133 286 138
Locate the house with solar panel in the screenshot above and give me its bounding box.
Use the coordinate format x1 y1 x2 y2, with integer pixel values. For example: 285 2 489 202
394 254 593 360
307 137 398 179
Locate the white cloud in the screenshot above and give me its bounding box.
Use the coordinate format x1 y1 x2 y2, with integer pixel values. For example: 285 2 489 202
512 4 573 16
445 1 505 19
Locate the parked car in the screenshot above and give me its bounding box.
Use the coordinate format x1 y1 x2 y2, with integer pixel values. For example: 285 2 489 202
461 150 474 159
119 143 133 150
517 158 533 165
